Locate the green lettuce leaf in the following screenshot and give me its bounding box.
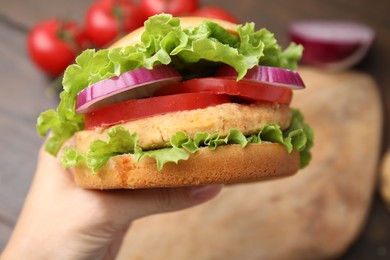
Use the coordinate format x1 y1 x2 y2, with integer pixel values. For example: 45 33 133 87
61 109 313 172
37 13 303 156
283 109 314 167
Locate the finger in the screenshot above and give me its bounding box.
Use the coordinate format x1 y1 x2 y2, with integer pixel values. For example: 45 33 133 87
34 145 74 185
100 184 223 223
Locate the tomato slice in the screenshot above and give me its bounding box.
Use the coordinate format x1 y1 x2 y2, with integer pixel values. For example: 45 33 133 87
155 78 293 105
84 92 231 129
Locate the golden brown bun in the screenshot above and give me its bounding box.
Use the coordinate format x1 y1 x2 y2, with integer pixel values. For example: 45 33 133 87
72 16 300 189
72 143 300 189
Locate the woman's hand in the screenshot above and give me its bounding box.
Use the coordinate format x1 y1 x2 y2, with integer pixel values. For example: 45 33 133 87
1 148 223 259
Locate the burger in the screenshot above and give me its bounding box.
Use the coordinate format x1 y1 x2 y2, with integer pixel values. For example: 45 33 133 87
37 14 313 189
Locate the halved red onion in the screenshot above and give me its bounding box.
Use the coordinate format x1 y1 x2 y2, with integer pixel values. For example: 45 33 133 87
76 65 182 114
216 65 305 89
289 20 375 70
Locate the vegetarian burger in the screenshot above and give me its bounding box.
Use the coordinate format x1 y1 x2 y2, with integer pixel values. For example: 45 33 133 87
37 14 313 189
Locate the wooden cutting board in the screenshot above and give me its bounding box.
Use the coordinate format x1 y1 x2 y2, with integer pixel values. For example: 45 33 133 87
117 67 382 260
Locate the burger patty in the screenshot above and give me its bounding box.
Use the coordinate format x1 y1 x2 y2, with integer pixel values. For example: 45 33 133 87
75 102 291 153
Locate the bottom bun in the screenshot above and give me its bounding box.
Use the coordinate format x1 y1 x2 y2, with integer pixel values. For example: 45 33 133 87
72 143 300 189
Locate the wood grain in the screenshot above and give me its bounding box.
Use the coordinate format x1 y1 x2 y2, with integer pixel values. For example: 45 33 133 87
117 68 382 259
0 0 94 29
0 224 12 253
0 19 54 225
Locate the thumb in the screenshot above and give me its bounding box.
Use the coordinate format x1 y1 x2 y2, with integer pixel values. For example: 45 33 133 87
140 185 224 217
105 185 224 223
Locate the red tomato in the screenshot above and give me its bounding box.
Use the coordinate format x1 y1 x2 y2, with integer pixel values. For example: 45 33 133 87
192 6 239 24
27 19 87 76
84 92 231 129
139 0 199 17
155 78 293 105
85 0 145 47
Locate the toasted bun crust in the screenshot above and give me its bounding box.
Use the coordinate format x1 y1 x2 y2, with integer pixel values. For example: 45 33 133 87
72 143 300 189
72 17 301 189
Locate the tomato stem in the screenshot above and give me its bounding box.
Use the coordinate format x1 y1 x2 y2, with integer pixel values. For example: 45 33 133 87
56 21 80 53
112 5 126 37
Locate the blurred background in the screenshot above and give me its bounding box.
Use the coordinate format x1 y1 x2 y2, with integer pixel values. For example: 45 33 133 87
0 0 389 258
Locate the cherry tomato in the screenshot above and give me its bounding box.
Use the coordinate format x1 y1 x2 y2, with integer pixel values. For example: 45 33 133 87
85 0 145 47
27 19 87 76
155 78 293 104
139 0 199 17
192 6 239 24
84 92 231 129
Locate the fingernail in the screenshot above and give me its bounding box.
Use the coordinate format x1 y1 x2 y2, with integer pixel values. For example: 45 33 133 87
189 184 224 201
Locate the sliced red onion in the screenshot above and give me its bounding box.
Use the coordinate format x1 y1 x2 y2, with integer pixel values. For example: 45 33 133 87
216 65 305 89
76 65 182 114
289 20 375 70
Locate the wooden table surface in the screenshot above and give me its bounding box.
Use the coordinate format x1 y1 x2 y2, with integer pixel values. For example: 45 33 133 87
0 0 389 258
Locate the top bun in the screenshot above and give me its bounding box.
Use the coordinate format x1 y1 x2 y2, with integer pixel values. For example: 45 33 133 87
109 16 238 49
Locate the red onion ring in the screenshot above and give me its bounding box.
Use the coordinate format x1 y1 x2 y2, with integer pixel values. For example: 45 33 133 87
216 65 305 89
76 65 182 114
